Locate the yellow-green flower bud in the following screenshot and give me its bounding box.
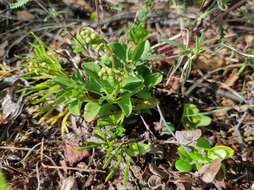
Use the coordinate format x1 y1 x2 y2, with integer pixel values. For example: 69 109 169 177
90 33 96 40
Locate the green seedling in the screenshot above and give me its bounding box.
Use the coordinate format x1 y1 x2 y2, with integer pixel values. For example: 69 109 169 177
175 137 234 173
182 103 212 129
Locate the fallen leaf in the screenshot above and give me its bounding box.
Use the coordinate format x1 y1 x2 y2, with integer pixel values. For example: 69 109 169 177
224 69 239 87
245 35 254 46
198 159 222 183
0 114 8 126
213 169 226 189
16 10 34 21
2 94 20 118
165 76 181 94
62 0 92 11
147 175 162 189
148 163 169 179
84 174 95 187
64 139 90 166
175 129 202 145
60 176 78 190
194 53 227 72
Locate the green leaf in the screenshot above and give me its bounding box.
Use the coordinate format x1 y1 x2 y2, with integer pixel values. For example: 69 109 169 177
140 40 151 60
177 146 192 162
132 40 146 63
175 159 193 172
105 153 123 182
124 75 144 86
81 141 102 150
126 143 151 157
160 122 175 136
137 143 151 155
110 42 127 63
97 103 115 117
84 102 101 122
117 96 132 116
68 99 83 115
144 72 163 88
121 75 144 96
54 76 73 88
196 137 211 150
183 104 212 129
129 23 149 44
82 62 113 94
82 62 101 73
189 151 210 164
208 146 234 160
197 116 212 127
123 155 132 182
135 90 152 99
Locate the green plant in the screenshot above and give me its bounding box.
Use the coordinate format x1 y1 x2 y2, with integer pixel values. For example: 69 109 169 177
82 115 150 182
22 19 162 181
161 33 205 89
215 0 230 10
175 137 234 172
182 103 212 129
10 0 30 9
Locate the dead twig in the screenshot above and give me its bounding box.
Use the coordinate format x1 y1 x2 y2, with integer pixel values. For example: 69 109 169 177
41 163 105 173
140 115 156 140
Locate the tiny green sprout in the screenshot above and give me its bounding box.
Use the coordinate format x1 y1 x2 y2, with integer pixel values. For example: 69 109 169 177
175 137 234 173
182 103 212 129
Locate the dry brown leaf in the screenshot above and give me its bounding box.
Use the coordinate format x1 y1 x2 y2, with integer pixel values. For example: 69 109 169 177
147 175 162 189
245 35 254 46
198 159 222 183
175 129 202 145
194 53 227 72
16 10 34 21
0 114 7 125
165 76 181 94
60 176 78 190
62 0 91 11
224 69 239 87
64 140 90 166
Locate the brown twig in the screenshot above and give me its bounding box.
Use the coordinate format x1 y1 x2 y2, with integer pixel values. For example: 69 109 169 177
41 163 105 173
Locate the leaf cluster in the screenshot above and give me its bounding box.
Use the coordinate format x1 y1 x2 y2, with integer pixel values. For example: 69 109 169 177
175 137 234 172
182 103 212 129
